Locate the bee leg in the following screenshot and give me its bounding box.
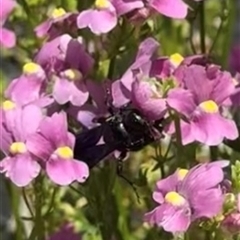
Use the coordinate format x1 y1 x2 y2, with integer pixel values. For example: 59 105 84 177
116 151 141 203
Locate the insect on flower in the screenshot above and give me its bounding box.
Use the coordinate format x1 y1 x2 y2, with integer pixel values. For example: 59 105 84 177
73 89 165 196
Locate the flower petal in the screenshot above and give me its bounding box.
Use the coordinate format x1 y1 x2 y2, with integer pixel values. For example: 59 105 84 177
46 157 89 185
180 161 227 194
150 0 188 19
167 88 196 117
26 133 54 161
77 9 117 35
5 75 45 106
193 113 238 145
113 0 144 16
0 27 16 48
70 81 89 107
145 203 191 233
191 188 224 220
39 112 69 146
0 154 40 187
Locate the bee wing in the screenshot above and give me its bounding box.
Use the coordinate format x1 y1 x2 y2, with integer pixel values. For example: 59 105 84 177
74 125 106 149
74 144 116 168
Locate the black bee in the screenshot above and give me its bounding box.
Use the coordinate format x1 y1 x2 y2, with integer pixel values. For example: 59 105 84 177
73 102 164 176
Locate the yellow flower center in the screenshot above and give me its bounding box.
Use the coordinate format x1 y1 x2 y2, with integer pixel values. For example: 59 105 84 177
63 69 82 81
55 146 73 159
10 142 27 154
2 100 16 110
51 8 66 19
95 0 110 9
170 53 184 67
199 100 219 113
165 191 186 206
177 168 189 180
23 62 41 74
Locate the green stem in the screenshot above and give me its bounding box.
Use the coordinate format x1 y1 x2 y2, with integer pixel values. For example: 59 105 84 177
44 187 57 217
210 146 218 161
22 188 34 218
199 1 206 54
189 21 197 54
9 184 25 240
29 175 45 240
174 115 185 167
107 56 116 79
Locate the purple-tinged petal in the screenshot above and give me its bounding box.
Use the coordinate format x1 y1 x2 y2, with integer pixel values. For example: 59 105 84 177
53 78 72 105
120 68 136 91
85 80 108 113
72 159 89 183
46 157 89 185
150 57 172 78
34 20 52 38
132 80 166 120
26 134 54 162
39 112 69 146
5 75 45 106
34 35 65 72
0 154 40 187
182 65 214 103
120 38 159 90
149 0 188 19
65 39 94 76
20 104 43 139
178 121 196 145
68 104 100 129
145 203 191 233
67 132 75 149
33 95 54 108
210 71 235 105
111 80 131 107
167 88 196 117
135 37 159 60
0 27 16 48
191 188 224 220
4 104 41 142
193 113 238 145
77 9 117 35
47 223 81 240
0 0 16 21
180 161 227 194
113 0 144 16
153 172 179 203
160 205 191 233
70 81 89 107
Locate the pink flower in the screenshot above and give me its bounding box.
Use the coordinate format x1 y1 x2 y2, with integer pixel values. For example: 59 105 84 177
0 103 42 186
47 223 81 240
145 161 229 233
148 0 188 19
222 194 240 235
35 34 94 106
4 62 53 107
27 112 89 185
35 8 78 39
77 0 118 35
77 0 143 34
0 0 16 48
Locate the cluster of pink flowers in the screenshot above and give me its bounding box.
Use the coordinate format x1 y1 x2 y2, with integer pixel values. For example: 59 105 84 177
1 0 240 236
